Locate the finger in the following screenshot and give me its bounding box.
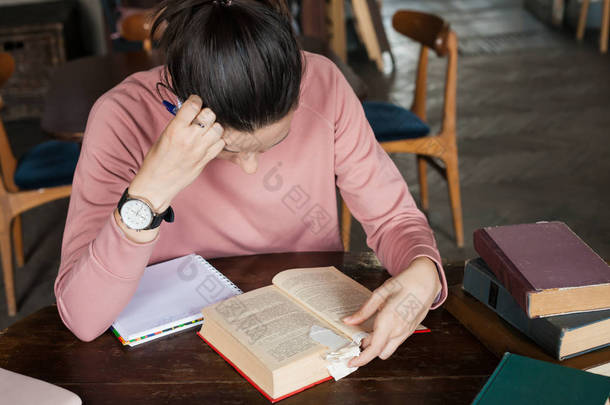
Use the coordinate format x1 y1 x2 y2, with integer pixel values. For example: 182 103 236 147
343 292 385 325
203 121 224 140
360 334 372 350
348 317 392 367
378 333 408 360
377 305 430 361
193 122 224 152
349 329 390 368
173 95 203 127
201 139 226 163
190 107 216 131
378 308 428 361
344 278 400 325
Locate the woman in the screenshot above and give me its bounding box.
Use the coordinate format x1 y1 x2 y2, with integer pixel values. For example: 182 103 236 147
55 0 447 367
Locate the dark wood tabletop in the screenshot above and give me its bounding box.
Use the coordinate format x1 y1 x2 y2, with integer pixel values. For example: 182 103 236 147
0 251 498 404
41 37 368 140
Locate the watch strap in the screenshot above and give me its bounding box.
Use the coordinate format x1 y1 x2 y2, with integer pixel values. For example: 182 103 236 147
147 204 174 229
118 187 129 208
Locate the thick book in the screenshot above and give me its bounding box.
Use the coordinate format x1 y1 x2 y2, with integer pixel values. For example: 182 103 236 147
473 221 610 318
472 353 610 404
444 284 610 371
463 258 610 360
197 266 430 402
111 254 241 346
589 363 610 377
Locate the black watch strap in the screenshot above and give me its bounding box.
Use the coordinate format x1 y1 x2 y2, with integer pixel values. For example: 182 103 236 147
118 188 175 230
148 204 175 229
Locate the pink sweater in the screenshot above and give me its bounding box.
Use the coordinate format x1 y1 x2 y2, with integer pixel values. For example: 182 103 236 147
55 52 447 342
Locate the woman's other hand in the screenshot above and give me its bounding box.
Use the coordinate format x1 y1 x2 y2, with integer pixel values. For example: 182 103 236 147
342 257 441 367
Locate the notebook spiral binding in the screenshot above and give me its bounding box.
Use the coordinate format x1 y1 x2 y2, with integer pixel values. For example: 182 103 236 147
194 255 243 294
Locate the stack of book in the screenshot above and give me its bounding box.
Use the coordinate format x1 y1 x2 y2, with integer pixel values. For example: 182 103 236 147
450 221 610 369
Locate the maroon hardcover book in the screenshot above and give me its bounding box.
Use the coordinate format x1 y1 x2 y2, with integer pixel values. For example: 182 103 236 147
473 221 610 318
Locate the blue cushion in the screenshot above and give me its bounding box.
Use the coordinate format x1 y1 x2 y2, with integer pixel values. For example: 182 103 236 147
14 140 80 190
363 101 430 142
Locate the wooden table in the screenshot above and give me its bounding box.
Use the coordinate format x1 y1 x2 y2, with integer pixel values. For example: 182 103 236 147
41 38 368 141
41 50 165 140
0 252 498 404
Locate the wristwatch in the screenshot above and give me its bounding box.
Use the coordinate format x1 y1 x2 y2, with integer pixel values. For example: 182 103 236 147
117 188 174 230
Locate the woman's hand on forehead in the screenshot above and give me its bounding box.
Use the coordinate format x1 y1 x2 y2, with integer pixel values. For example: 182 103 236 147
128 95 226 212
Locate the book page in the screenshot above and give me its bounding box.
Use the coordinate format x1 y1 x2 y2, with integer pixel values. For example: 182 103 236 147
204 286 330 370
272 267 376 341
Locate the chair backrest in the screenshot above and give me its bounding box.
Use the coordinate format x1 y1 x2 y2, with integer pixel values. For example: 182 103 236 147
392 10 457 135
0 53 19 193
119 10 155 51
392 10 450 56
0 52 15 108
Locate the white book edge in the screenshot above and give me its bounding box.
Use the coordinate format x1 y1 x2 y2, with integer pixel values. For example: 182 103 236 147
120 314 204 342
586 362 610 377
126 320 204 347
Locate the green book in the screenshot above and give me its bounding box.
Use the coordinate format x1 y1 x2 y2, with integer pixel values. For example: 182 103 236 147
473 353 610 404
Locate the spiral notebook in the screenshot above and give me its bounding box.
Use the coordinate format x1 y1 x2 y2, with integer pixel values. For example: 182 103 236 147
111 254 242 346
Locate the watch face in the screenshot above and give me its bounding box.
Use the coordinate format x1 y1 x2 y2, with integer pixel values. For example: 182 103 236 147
120 199 154 230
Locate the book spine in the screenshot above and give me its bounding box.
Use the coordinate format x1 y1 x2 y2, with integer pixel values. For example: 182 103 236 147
473 228 535 316
463 259 564 360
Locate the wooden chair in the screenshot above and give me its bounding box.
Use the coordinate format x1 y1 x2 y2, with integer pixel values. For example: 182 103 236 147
326 0 347 61
576 0 610 53
119 10 155 52
341 10 463 250
305 0 391 68
0 52 76 316
350 0 394 71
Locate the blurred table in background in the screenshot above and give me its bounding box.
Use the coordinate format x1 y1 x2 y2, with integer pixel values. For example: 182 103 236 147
41 49 164 141
41 37 367 141
0 0 82 121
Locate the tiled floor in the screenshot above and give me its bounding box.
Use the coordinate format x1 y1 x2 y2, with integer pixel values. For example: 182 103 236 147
1 0 609 330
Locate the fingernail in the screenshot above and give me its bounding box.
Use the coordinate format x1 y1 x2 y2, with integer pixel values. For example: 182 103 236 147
190 95 202 107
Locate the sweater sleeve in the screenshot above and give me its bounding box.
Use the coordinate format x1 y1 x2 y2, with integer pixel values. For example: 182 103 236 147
54 96 160 341
332 65 447 309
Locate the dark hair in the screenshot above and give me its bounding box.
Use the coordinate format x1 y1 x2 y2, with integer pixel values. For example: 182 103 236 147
151 0 302 132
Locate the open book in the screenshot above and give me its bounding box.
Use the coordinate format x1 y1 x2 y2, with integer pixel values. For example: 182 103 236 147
198 266 429 402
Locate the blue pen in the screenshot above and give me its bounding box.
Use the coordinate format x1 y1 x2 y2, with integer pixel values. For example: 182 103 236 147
163 99 206 128
162 100 178 116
